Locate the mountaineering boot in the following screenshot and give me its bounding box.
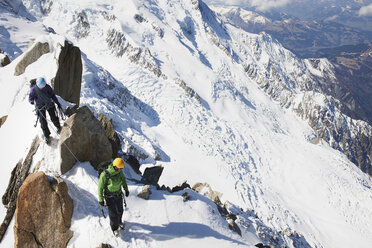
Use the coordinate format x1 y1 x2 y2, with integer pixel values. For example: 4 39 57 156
113 230 119 237
45 135 51 145
119 222 125 230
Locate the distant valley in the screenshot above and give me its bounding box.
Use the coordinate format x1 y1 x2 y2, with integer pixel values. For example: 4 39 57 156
212 6 372 126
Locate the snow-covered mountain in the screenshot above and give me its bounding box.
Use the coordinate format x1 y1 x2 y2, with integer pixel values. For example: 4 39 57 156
272 0 372 31
1 0 372 247
210 5 372 175
206 0 372 31
210 6 372 58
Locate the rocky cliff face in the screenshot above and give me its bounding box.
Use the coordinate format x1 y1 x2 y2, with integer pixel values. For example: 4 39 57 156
315 44 372 125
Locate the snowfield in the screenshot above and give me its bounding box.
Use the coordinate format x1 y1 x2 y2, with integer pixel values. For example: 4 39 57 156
1 0 372 247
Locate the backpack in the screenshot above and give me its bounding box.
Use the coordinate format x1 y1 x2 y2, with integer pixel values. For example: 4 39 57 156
97 160 112 196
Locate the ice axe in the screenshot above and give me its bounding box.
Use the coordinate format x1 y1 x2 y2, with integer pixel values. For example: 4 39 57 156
100 205 106 218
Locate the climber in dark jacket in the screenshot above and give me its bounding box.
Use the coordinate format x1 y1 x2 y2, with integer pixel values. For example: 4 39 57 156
29 77 62 144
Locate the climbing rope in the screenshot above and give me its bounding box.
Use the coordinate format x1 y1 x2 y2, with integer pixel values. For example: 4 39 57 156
35 105 129 214
35 105 80 164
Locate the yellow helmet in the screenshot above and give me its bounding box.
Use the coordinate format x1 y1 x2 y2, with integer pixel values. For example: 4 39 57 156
113 158 125 169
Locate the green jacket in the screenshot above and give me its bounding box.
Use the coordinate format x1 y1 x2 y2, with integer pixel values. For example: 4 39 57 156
98 163 129 202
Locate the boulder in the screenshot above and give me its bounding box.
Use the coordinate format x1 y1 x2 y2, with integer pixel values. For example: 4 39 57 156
141 166 164 186
59 106 112 174
14 172 73 248
137 185 151 200
14 42 50 76
52 40 82 106
98 113 121 159
0 52 10 67
192 182 223 205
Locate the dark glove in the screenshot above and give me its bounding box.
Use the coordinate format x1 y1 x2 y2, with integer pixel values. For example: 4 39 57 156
125 191 129 197
57 103 62 109
99 201 104 207
31 100 34 105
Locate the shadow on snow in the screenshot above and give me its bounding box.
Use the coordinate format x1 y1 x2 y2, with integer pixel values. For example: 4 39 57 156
122 221 246 246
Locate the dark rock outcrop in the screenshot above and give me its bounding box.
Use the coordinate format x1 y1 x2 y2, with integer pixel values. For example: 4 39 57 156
175 78 202 104
106 29 163 78
59 106 112 174
0 136 40 242
255 243 272 248
40 0 53 15
76 11 90 38
52 40 82 106
97 244 113 248
124 154 141 174
14 172 73 248
171 181 191 193
98 113 121 159
0 50 10 67
14 42 50 76
141 166 164 186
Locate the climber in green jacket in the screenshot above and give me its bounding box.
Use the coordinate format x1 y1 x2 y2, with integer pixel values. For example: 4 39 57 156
98 158 129 236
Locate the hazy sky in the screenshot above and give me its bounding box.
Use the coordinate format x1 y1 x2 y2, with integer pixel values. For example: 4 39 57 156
204 0 292 11
204 0 372 15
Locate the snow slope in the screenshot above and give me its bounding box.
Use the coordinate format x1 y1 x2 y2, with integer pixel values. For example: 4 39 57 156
0 34 256 247
1 0 372 247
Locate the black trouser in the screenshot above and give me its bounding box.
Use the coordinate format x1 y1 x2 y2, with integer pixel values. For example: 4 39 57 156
38 105 60 137
106 195 124 231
